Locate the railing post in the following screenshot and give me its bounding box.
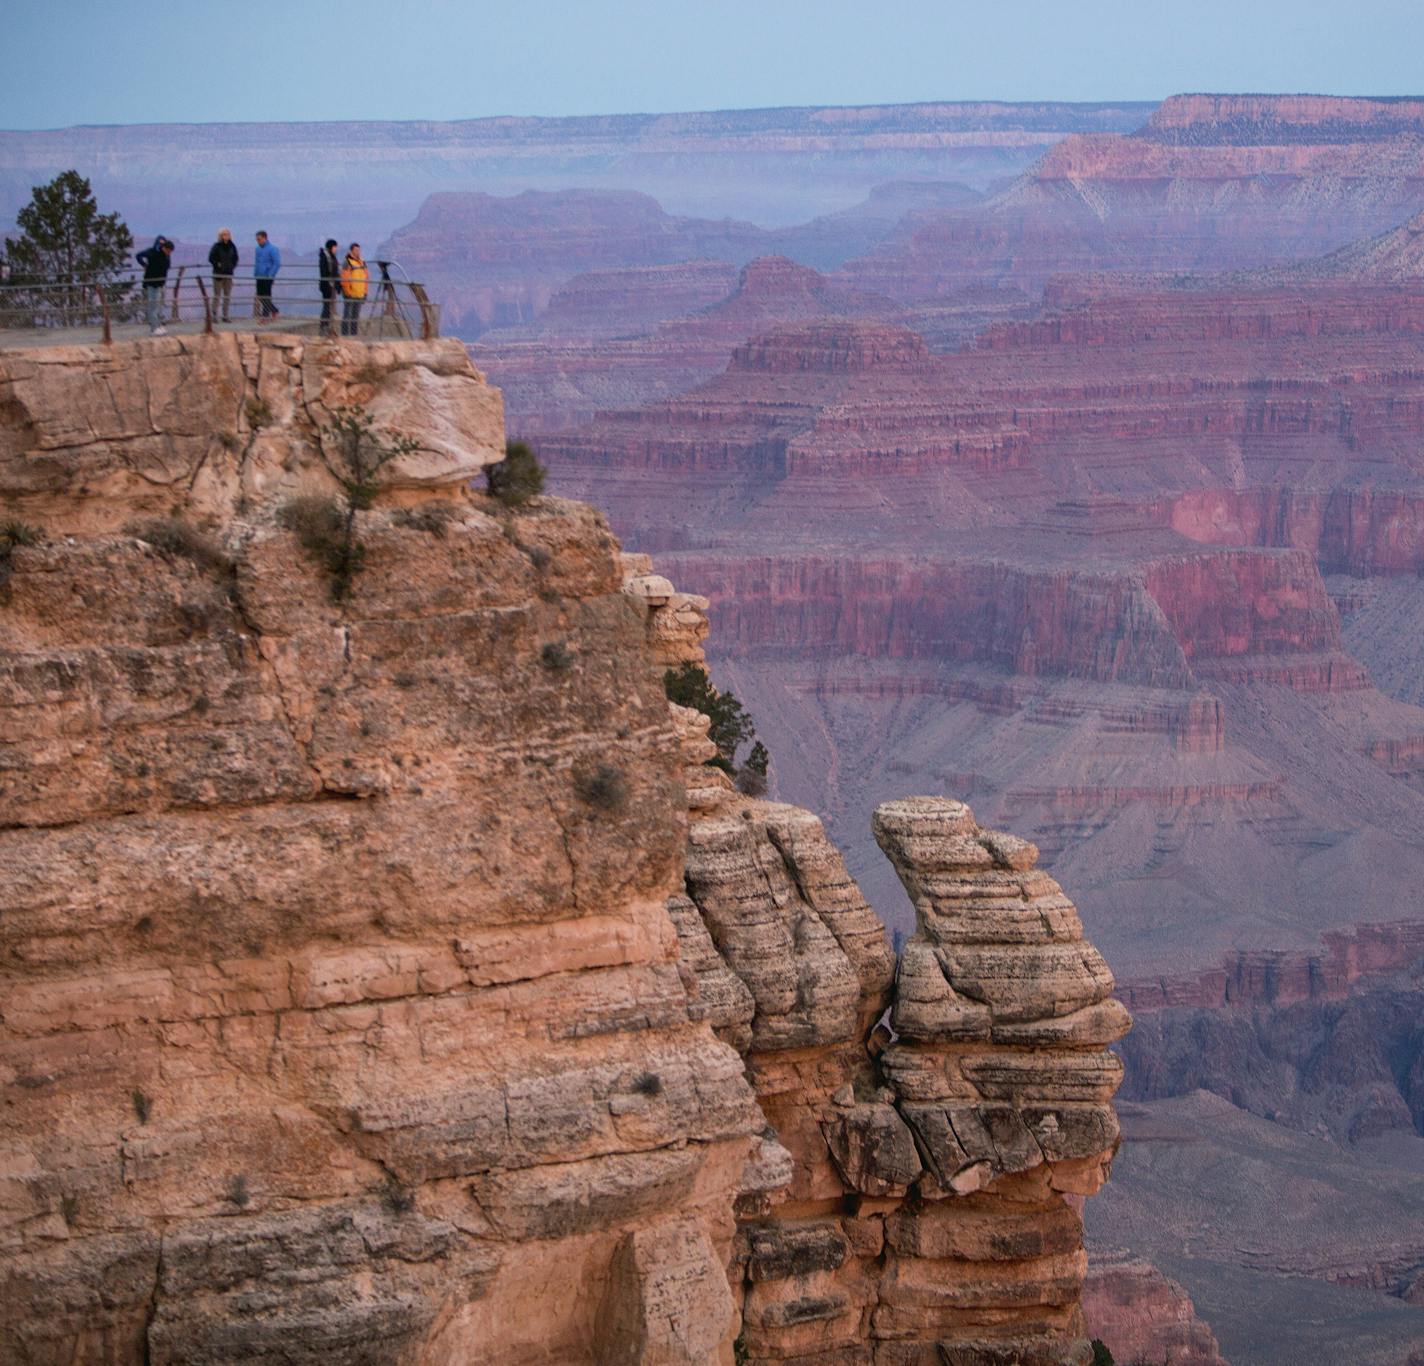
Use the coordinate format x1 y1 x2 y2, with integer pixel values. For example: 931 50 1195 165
410 283 435 341
97 285 111 346
197 276 213 335
171 265 185 323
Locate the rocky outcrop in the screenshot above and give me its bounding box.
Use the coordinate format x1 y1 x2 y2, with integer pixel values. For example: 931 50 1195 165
1082 1252 1228 1366
1 335 1129 1365
0 336 764 1364
630 567 1128 1365
0 334 503 533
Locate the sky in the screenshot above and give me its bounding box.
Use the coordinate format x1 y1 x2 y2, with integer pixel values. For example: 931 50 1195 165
4 0 1423 130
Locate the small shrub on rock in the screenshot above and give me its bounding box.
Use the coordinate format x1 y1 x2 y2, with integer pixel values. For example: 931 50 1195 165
244 397 273 430
392 502 457 537
0 520 42 594
540 641 573 672
380 1176 415 1214
225 1174 251 1207
631 1072 663 1097
130 517 232 574
575 762 628 812
486 440 546 507
279 494 363 600
130 1088 152 1123
664 662 771 781
0 521 42 550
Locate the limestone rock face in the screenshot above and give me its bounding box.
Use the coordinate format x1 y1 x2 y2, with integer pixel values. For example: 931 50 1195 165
0 334 504 535
0 338 760 1366
627 571 1128 1366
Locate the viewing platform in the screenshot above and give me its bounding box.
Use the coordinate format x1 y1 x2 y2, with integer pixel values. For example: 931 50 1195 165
0 262 440 349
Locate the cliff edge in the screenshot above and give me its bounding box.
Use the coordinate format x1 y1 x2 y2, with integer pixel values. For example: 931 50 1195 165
0 335 1127 1364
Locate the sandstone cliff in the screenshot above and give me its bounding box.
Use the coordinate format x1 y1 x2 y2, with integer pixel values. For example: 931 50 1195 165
0 335 1127 1365
627 557 1129 1365
0 335 762 1364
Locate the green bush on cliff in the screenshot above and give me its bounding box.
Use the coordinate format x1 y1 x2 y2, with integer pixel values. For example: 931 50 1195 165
486 440 546 507
279 406 420 601
663 662 771 790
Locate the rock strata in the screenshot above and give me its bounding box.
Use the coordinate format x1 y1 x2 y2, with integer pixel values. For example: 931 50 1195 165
629 566 1128 1364
0 336 762 1365
0 336 1127 1365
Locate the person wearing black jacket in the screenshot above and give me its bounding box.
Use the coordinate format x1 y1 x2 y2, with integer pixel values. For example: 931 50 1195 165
207 229 238 323
318 239 340 336
135 236 174 335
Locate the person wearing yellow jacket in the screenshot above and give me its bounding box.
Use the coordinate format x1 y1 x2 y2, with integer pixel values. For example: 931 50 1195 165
340 243 368 337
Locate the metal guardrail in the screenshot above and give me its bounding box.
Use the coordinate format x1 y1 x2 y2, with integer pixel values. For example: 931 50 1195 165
0 262 440 344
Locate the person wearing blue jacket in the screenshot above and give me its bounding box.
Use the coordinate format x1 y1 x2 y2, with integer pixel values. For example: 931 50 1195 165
253 231 281 320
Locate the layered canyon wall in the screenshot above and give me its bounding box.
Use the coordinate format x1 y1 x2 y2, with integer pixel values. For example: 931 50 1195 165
0 335 1128 1365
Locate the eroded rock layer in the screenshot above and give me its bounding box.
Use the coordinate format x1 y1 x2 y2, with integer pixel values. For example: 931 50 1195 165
1 337 1126 1366
630 563 1128 1365
0 336 764 1364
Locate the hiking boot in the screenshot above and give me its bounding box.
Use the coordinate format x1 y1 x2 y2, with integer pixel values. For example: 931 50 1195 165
151 326 168 336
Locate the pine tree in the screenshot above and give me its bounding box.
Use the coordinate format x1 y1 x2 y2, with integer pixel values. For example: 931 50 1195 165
2 171 133 326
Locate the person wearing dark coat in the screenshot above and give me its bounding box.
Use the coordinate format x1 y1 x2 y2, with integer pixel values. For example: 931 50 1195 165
318 239 340 335
135 236 174 335
207 229 238 322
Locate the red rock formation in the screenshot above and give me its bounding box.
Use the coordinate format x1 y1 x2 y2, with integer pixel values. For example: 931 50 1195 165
841 96 1424 302
0 101 1153 250
535 276 1424 993
0 336 1131 1365
0 337 769 1364
1138 93 1424 143
1082 1252 1228 1366
477 257 906 435
1117 920 1424 1011
382 189 772 336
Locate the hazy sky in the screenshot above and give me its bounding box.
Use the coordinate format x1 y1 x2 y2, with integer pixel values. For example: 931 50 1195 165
5 0 1423 129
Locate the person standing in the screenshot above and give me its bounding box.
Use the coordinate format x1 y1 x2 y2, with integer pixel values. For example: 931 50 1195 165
207 228 238 323
318 238 340 336
253 231 281 321
340 243 368 337
135 236 174 335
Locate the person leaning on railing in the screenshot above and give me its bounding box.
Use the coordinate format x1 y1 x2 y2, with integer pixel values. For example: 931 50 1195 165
135 236 174 335
254 231 281 321
208 229 238 323
340 243 368 337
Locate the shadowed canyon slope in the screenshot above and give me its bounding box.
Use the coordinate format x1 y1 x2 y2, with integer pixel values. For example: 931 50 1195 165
0 335 1130 1364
